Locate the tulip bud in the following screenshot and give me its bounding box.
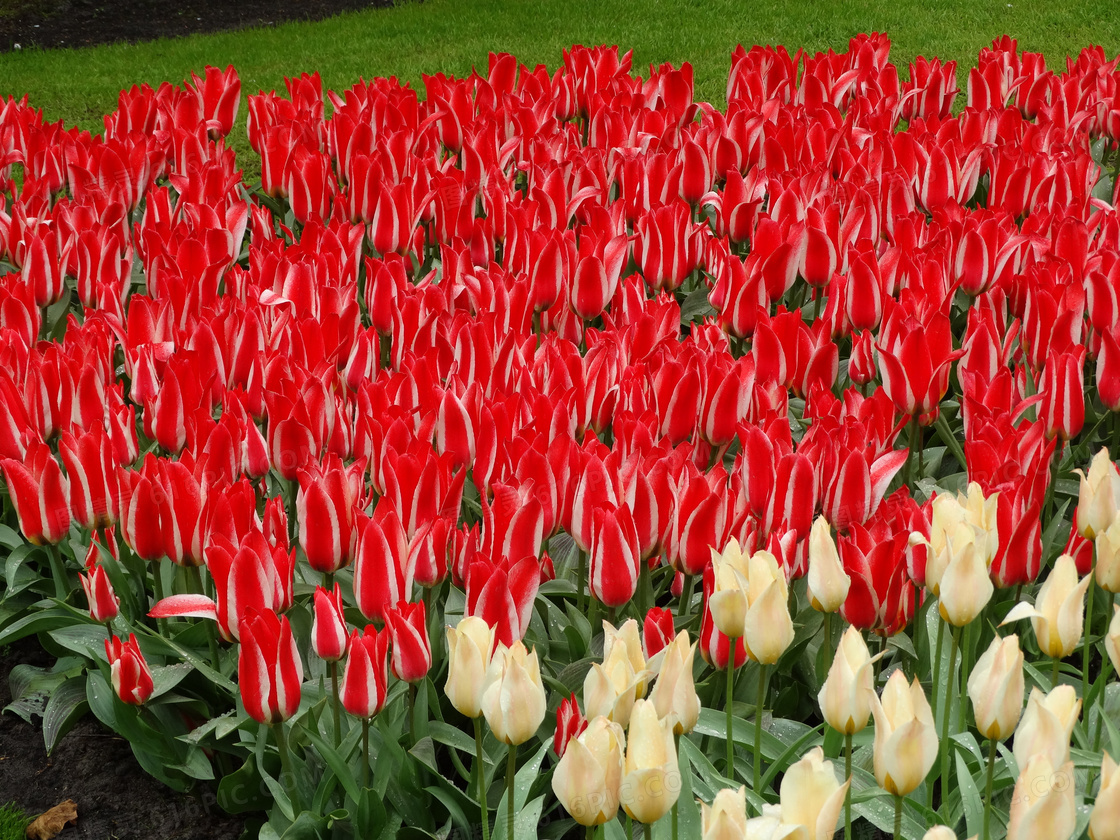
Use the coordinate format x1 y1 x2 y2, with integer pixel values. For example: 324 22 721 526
481 640 547 745
923 484 999 596
818 626 875 735
1007 754 1076 840
967 634 1025 740
807 516 850 613
445 616 495 719
1107 604 1120 675
708 539 751 640
81 552 120 625
779 747 849 840
1002 554 1092 659
238 608 303 724
585 619 648 728
1075 448 1120 540
648 630 701 735
848 330 877 387
644 607 676 660
312 583 348 663
742 550 794 665
620 699 680 824
701 786 748 840
1090 753 1120 840
386 600 431 684
554 693 588 759
870 670 938 796
938 535 995 627
1096 514 1120 593
552 714 625 826
1013 685 1080 771
341 625 390 719
105 634 154 705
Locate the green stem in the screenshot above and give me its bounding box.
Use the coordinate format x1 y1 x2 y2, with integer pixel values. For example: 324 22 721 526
1085 572 1098 703
274 721 301 812
577 549 586 615
983 737 997 840
1052 655 1061 690
362 718 371 791
844 732 853 840
288 478 299 546
643 822 651 840
940 624 961 807
151 558 168 636
1092 592 1117 790
931 612 945 722
679 574 695 623
189 565 222 669
905 416 920 488
507 743 516 840
46 542 68 601
727 641 738 779
638 556 652 617
474 717 491 840
823 611 834 679
330 662 342 746
627 814 633 839
755 664 767 797
958 622 973 732
893 794 903 840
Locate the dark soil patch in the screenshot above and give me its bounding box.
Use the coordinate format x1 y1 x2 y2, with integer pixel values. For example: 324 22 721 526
0 636 245 840
0 0 397 53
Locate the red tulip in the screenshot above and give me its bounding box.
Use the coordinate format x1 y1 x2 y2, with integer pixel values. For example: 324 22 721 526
1 443 70 546
1038 347 1086 441
633 200 706 293
386 600 431 684
81 546 120 625
341 625 390 719
465 554 541 647
876 299 962 423
1098 327 1120 413
297 456 361 575
238 608 303 725
838 519 915 635
553 693 588 759
643 607 676 660
588 503 641 609
848 329 876 386
699 561 749 670
353 505 410 623
190 65 241 137
312 583 349 663
105 634 154 706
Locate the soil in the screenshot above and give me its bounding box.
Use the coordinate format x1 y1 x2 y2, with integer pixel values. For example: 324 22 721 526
0 0 397 53
0 636 246 840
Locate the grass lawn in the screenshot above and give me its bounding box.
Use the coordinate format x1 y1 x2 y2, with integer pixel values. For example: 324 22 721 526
1 0 1119 167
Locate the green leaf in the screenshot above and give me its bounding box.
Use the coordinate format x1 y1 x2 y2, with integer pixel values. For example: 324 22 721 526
954 749 984 838
42 675 89 754
492 742 549 840
305 726 363 806
218 754 273 814
149 663 194 700
0 607 73 646
428 720 477 755
47 624 109 660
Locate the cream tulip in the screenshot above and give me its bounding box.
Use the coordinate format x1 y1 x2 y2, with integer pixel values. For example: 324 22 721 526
552 715 625 827
701 786 749 840
1107 604 1120 674
960 481 1000 565
923 484 999 596
937 535 995 627
743 550 794 664
1090 752 1120 840
807 516 850 613
1002 554 1092 659
967 634 1025 741
1012 685 1080 771
585 620 649 728
708 539 752 639
1075 447 1120 540
817 626 875 735
620 699 680 824
648 629 701 735
778 747 849 840
870 670 938 797
480 640 547 745
1006 754 1076 840
444 616 494 719
1096 513 1120 593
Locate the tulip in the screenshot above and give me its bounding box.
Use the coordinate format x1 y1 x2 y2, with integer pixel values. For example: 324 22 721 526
312 583 348 663
552 715 625 826
481 641 547 745
1002 554 1092 660
238 608 303 725
105 634 154 705
588 503 641 608
643 607 676 660
700 786 748 840
1013 685 1080 771
386 600 432 684
1107 604 1120 675
938 535 994 627
297 457 359 576
445 616 495 720
818 626 875 736
1097 515 1120 593
585 620 648 728
779 747 848 840
923 485 999 598
340 625 390 719
870 670 938 797
648 629 701 735
807 516 850 613
1090 753 1120 840
707 538 751 639
81 559 120 625
1038 347 1085 442
968 634 1025 741
708 544 794 665
1 443 71 546
554 694 588 759
620 699 680 825
1076 449 1120 540
1006 754 1076 840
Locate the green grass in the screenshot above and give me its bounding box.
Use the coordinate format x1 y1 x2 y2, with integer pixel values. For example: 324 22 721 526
1 0 1120 163
0 802 29 840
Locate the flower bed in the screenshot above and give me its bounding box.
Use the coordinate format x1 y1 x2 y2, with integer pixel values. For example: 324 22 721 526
1 35 1119 840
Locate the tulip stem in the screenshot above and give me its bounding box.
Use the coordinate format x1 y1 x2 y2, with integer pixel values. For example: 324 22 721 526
577 549 586 614
330 662 342 745
905 416 920 488
474 717 490 840
643 822 651 840
1084 574 1098 703
844 732 853 840
726 639 737 779
939 623 961 807
982 737 997 840
1051 655 1061 689
46 542 68 601
1091 592 1117 791
362 718 371 790
287 478 298 546
679 574 695 623
507 743 516 840
931 613 945 721
823 611 834 678
188 565 222 669
958 622 973 732
892 794 903 840
754 664 767 797
151 559 168 636
273 721 301 812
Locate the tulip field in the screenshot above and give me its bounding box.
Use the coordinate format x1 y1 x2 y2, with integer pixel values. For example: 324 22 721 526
4 33 1120 840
